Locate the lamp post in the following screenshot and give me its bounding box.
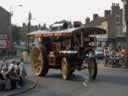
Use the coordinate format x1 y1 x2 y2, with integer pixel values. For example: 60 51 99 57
9 5 23 49
27 12 32 53
9 8 12 50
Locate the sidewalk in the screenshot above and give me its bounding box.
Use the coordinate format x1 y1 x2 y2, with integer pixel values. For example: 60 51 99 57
98 63 128 71
0 79 37 96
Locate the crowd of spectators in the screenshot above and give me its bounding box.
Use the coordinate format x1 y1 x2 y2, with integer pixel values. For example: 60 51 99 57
103 46 128 68
0 58 27 91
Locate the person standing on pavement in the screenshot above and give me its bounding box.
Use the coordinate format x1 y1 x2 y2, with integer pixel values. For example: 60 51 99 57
114 49 120 67
119 47 127 68
8 61 18 89
22 50 28 63
108 47 113 66
19 58 27 81
8 61 15 72
103 47 109 66
14 62 22 88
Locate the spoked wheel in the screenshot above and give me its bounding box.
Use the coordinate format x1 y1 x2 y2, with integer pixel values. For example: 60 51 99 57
31 47 49 76
61 57 71 80
87 58 97 80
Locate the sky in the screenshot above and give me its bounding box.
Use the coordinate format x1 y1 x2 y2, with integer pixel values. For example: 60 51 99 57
0 0 123 26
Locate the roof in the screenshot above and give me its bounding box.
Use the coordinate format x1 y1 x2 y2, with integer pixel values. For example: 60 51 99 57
27 28 78 37
0 6 10 15
51 23 64 27
27 26 106 37
73 26 106 34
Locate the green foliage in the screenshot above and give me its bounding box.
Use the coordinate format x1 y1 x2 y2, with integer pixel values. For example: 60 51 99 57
11 25 21 43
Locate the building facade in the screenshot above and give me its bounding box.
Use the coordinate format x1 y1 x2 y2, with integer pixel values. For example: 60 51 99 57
85 3 124 48
0 7 10 34
0 6 11 56
122 0 128 47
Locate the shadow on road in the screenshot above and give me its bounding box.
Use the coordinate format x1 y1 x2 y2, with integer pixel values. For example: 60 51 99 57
46 73 86 81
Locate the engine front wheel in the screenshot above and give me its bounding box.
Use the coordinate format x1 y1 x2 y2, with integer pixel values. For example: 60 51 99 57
87 58 97 80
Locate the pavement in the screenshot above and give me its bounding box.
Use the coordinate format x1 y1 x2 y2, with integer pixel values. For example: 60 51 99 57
0 79 37 96
0 56 36 96
0 56 37 96
98 63 128 71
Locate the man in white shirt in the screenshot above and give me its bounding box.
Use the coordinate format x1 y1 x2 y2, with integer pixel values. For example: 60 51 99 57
8 61 15 72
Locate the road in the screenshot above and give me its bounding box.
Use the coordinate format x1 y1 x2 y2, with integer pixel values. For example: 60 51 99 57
19 63 128 96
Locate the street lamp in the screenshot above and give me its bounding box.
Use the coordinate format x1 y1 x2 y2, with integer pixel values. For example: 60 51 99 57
9 4 23 49
27 12 32 53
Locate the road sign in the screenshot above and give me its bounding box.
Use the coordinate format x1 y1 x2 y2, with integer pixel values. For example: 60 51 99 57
0 40 10 48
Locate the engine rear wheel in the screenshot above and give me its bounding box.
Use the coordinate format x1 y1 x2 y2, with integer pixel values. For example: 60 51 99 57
88 58 97 80
61 57 71 80
31 47 49 76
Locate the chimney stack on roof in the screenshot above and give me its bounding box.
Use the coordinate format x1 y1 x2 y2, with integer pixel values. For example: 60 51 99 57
104 10 111 19
93 14 99 21
85 17 90 24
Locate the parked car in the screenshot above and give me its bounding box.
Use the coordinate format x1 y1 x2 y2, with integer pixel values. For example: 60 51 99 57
95 47 104 59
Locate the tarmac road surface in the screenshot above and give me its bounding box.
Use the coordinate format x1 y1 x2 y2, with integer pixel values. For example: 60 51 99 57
17 63 128 96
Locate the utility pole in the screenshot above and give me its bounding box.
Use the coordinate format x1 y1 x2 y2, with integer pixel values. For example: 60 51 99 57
9 10 12 50
27 12 32 53
9 5 23 55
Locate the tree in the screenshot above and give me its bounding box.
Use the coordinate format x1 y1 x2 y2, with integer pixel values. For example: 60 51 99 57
11 25 21 44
